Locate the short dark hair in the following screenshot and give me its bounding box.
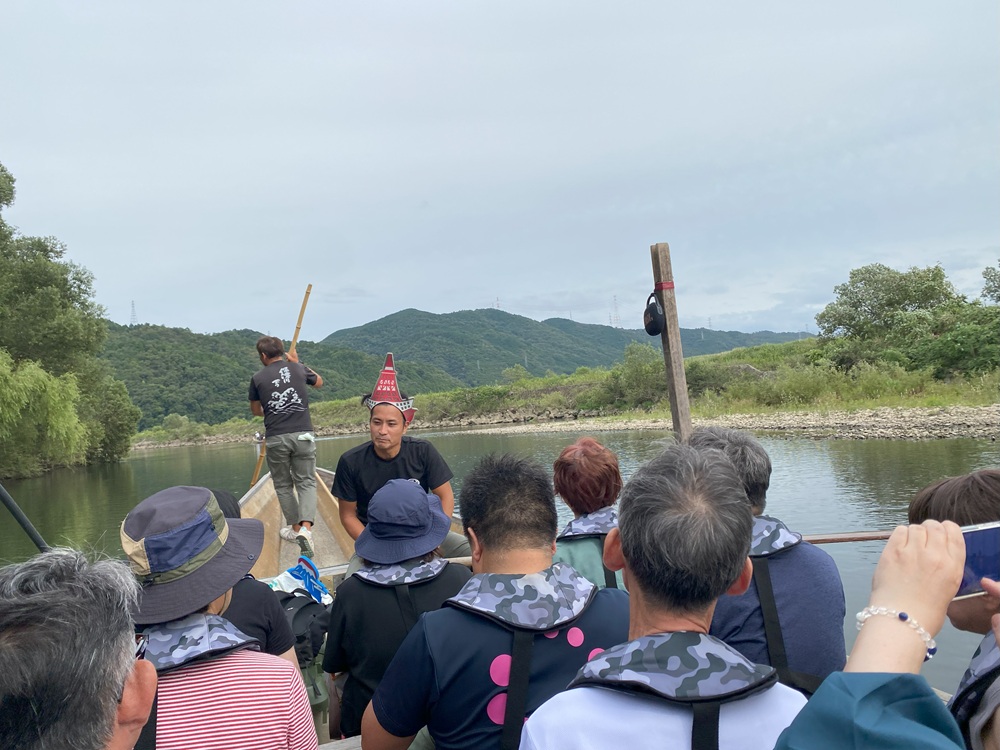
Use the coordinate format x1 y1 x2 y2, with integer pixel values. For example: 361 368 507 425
687 426 770 511
619 444 752 614
363 393 410 413
0 549 139 750
256 336 284 359
908 470 1000 526
553 437 622 515
459 453 558 550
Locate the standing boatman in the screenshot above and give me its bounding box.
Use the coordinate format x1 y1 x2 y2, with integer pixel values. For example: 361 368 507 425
334 353 470 573
249 335 324 558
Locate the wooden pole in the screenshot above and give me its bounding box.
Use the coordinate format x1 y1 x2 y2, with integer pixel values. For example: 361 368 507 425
802 529 893 545
250 443 267 488
289 283 313 355
650 243 692 442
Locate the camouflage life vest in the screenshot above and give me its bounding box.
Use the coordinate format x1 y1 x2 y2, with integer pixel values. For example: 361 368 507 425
745 515 821 696
950 632 1000 747
556 507 620 589
557 507 618 539
445 563 597 750
354 557 451 630
569 631 777 750
141 612 260 674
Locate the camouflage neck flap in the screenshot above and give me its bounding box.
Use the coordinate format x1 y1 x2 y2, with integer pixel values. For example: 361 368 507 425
750 515 801 557
557 507 618 540
570 631 777 703
445 562 596 631
140 613 261 674
949 632 1000 722
354 556 449 586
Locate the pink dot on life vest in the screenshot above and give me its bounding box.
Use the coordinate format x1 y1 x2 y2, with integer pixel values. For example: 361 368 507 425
588 648 604 660
543 630 559 639
489 654 512 687
567 627 584 647
486 693 507 725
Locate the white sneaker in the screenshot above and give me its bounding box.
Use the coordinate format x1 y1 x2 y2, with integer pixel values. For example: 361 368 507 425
296 527 314 558
279 525 298 543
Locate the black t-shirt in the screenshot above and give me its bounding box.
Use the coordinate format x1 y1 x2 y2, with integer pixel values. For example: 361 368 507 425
248 360 317 437
322 564 472 737
332 437 453 525
223 577 296 657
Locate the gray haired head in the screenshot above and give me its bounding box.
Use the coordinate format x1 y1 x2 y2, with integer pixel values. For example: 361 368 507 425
687 426 771 512
0 548 139 750
618 444 753 614
459 453 558 550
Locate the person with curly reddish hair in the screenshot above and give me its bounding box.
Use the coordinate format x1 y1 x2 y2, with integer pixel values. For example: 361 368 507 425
552 437 624 589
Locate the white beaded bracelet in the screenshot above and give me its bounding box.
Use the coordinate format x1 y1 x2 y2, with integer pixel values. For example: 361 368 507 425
855 606 937 661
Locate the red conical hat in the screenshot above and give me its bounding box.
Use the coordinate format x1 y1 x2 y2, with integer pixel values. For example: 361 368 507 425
364 353 416 424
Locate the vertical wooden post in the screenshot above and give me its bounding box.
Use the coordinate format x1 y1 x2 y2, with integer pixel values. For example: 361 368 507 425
650 242 692 442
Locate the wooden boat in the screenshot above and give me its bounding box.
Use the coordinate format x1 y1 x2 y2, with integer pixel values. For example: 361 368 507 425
239 467 466 587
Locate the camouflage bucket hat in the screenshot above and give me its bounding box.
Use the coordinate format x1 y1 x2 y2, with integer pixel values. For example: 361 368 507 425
354 479 452 564
121 486 264 625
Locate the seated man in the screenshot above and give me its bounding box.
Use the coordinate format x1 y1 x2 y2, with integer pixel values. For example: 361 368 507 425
521 443 806 750
335 353 469 572
908 469 1000 750
120 486 318 750
0 548 157 750
361 454 630 750
689 427 846 695
324 479 472 738
552 436 624 589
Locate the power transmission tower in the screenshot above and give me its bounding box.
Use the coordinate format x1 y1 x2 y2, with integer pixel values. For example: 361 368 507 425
130 300 138 326
612 296 621 328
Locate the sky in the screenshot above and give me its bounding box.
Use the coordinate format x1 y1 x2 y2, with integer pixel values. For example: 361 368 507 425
1 2 997 342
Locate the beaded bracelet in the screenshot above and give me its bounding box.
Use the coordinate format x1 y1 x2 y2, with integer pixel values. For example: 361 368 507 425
855 606 938 661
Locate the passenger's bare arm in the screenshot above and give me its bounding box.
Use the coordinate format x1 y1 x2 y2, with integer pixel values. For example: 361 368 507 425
360 703 415 750
338 498 366 541
432 481 455 518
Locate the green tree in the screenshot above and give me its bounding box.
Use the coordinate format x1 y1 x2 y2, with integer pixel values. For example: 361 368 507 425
0 161 139 475
815 264 957 340
0 349 87 477
983 259 1000 304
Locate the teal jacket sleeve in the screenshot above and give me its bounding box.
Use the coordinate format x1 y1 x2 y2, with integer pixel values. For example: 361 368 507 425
775 672 964 749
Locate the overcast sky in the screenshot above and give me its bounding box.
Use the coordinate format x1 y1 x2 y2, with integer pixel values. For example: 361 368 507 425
2 2 997 341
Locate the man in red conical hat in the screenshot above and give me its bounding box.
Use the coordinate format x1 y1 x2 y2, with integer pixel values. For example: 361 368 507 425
333 354 471 573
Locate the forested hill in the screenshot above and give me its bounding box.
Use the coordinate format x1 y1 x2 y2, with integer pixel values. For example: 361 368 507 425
101 324 462 430
322 308 806 386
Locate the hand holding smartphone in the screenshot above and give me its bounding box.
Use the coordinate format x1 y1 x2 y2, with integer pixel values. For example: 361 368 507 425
956 521 1000 599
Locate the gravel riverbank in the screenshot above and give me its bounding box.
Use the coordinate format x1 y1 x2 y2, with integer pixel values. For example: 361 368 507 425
131 404 998 450
458 404 999 441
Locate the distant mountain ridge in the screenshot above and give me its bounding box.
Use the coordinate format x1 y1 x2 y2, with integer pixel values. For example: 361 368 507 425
322 308 806 386
102 310 805 429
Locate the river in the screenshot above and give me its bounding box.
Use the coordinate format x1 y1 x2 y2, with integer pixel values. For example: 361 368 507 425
2 428 998 692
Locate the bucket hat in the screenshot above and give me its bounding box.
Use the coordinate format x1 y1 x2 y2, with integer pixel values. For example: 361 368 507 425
364 353 416 424
121 486 264 625
354 479 452 564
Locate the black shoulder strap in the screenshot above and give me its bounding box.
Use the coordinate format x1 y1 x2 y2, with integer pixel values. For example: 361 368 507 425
752 556 822 696
598 534 618 589
691 701 720 750
500 629 535 750
134 692 157 750
394 583 419 632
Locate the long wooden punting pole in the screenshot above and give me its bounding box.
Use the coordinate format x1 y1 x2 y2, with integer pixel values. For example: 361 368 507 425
650 243 692 442
803 530 893 545
289 283 313 355
250 445 267 488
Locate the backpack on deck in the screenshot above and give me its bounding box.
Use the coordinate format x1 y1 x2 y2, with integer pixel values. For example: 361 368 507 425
276 587 332 669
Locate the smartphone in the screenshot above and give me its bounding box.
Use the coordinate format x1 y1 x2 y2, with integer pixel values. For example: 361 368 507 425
956 521 1000 599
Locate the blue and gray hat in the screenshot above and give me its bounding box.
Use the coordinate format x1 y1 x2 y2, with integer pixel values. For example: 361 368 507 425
121 486 264 625
354 479 452 564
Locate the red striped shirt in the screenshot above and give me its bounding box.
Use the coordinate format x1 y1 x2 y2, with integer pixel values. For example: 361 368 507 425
156 649 318 750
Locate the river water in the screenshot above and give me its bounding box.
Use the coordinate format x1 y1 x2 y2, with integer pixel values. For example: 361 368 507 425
3 428 998 692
